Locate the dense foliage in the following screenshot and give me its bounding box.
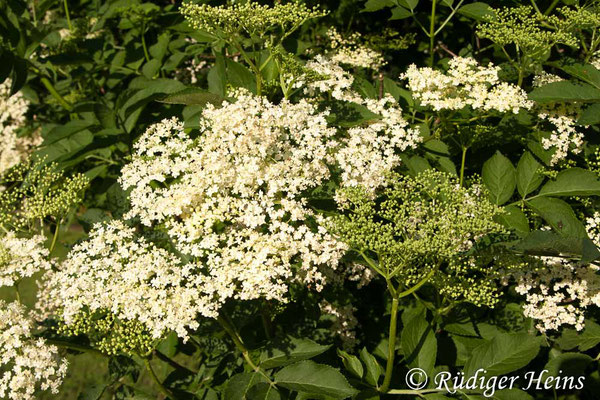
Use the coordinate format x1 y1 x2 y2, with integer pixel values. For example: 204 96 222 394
3 0 600 399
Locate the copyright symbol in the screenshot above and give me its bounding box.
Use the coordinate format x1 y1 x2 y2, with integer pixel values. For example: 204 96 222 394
406 368 428 390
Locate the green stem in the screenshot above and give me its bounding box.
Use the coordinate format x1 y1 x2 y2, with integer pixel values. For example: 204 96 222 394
388 388 445 395
31 0 37 27
45 339 106 357
529 0 542 16
217 316 275 384
154 350 196 374
543 0 560 16
429 0 437 67
231 41 262 96
49 220 60 254
40 77 73 111
397 266 438 299
63 0 72 30
144 357 175 400
359 250 385 276
459 146 467 186
141 24 151 63
14 283 21 303
261 306 273 340
379 297 399 393
433 0 465 36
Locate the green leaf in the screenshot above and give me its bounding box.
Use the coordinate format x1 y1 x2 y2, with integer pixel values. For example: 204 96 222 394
142 59 161 78
578 103 600 125
362 0 396 12
259 337 331 369
527 197 587 237
157 331 178 357
246 383 281 400
43 120 95 145
401 314 437 375
359 348 382 387
274 360 358 399
457 2 494 20
398 0 419 11
390 6 412 19
225 373 267 400
545 352 592 377
538 168 600 197
495 205 529 235
516 152 544 197
78 384 108 400
226 59 256 93
554 61 600 89
423 394 450 400
36 130 94 163
528 81 600 103
208 54 226 97
464 389 534 400
511 230 600 263
558 321 600 351
464 333 541 378
337 349 363 379
482 151 516 205
158 88 224 106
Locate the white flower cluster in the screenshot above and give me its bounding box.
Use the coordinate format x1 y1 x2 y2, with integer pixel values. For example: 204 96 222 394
0 301 67 400
532 72 585 165
586 212 600 245
401 57 533 113
325 28 385 70
37 220 217 340
591 51 600 70
513 257 600 332
0 233 52 288
120 93 349 313
506 215 600 332
0 80 40 175
343 262 375 289
303 56 421 189
335 95 421 190
175 57 208 84
319 300 358 351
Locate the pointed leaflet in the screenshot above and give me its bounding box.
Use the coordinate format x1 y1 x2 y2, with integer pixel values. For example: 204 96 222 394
359 348 382 387
538 168 600 197
528 81 600 103
464 333 541 378
259 337 331 369
274 360 358 399
527 197 587 237
482 151 516 205
400 314 437 375
337 349 364 379
516 152 544 197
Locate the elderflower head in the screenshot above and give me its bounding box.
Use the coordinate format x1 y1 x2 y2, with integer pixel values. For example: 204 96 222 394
328 170 509 307
301 56 421 189
120 93 347 307
37 220 218 349
477 6 578 55
401 57 533 113
335 95 422 191
532 73 585 164
325 28 385 70
0 159 88 231
0 300 68 400
513 257 600 332
0 233 52 288
0 80 40 175
181 1 326 45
